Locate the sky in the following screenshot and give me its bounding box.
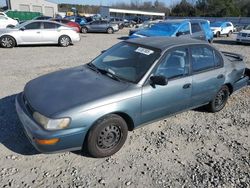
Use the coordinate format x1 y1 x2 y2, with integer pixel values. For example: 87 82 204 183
0 0 182 7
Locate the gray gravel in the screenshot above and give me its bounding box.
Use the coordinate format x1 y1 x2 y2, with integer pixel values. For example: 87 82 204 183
0 29 249 188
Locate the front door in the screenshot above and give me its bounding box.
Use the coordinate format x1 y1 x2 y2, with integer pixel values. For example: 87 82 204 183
191 22 206 41
141 47 192 124
19 22 43 44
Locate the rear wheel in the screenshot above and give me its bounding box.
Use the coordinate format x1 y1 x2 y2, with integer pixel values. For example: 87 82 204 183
207 85 229 113
107 27 114 34
86 114 128 158
81 27 88 33
58 35 71 47
0 35 15 48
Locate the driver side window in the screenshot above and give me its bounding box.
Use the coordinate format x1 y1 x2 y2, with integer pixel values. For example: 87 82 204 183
178 23 190 35
155 48 189 79
24 22 41 30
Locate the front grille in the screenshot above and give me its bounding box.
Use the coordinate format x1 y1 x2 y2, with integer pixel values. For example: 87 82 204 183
23 95 34 115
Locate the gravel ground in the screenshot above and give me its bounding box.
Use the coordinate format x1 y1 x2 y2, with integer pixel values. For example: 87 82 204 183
0 29 249 188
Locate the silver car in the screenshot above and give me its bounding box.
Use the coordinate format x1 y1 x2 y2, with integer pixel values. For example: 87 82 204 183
0 20 80 48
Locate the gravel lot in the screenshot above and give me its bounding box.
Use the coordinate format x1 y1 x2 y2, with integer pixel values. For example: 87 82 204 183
0 29 249 188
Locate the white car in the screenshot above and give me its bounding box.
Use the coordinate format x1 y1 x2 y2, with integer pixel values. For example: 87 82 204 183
0 12 8 17
236 24 250 44
210 21 234 37
0 20 80 48
0 15 18 29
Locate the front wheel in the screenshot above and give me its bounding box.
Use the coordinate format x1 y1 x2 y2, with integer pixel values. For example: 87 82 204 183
86 114 128 158
0 35 15 48
58 35 71 47
207 85 229 113
227 31 232 37
81 27 88 33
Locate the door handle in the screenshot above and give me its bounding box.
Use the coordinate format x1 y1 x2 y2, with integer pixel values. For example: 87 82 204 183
217 74 224 79
183 83 191 89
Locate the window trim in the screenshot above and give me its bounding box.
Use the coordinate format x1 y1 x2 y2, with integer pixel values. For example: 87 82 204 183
189 44 224 75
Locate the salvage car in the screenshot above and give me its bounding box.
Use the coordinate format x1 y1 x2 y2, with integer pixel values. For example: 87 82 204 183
16 37 250 158
0 20 80 48
51 19 81 33
81 20 119 34
0 15 18 29
130 19 214 43
210 21 234 37
236 24 250 44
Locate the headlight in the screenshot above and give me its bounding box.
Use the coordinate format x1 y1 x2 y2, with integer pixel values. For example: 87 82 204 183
33 112 70 130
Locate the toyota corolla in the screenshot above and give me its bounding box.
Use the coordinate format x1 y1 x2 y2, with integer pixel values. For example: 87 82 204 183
16 37 250 158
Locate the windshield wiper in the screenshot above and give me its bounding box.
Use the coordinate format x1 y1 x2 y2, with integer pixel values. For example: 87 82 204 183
87 63 101 73
99 68 122 82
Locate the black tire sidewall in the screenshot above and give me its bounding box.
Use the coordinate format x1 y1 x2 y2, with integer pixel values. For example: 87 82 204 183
87 114 128 158
209 86 229 112
59 35 70 47
0 36 15 48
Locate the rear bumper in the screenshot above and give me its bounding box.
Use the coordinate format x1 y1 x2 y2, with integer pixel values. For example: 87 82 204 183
15 93 87 153
233 68 250 92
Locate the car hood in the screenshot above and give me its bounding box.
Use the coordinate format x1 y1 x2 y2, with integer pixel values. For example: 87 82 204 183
0 28 18 34
135 29 174 37
24 66 130 117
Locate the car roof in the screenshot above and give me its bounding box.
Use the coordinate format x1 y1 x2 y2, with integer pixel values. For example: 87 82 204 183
126 37 208 51
163 19 208 23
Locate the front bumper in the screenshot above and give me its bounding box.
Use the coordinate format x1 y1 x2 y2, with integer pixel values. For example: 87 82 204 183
15 93 87 153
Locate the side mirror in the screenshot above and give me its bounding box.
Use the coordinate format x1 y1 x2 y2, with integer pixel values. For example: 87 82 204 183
20 27 25 31
150 75 168 86
176 32 182 37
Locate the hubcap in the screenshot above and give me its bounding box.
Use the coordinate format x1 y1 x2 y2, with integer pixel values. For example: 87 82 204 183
108 29 112 33
1 37 13 47
97 124 121 149
214 89 227 109
61 37 69 46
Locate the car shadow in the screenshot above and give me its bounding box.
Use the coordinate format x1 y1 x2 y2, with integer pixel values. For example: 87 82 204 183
117 36 129 40
213 39 237 45
0 94 39 155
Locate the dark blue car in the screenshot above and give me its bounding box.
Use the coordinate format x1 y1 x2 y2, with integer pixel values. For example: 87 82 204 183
130 19 214 43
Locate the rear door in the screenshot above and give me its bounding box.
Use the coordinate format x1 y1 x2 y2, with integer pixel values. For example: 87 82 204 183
190 45 225 107
41 22 61 43
19 22 43 44
89 21 100 31
191 22 206 41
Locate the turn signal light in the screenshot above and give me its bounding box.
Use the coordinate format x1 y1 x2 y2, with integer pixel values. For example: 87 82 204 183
35 138 60 145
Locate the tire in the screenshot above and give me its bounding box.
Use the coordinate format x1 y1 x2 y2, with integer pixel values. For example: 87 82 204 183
58 35 71 47
119 24 124 30
227 31 232 37
207 85 229 113
81 27 87 34
0 35 15 48
216 31 220 38
86 114 128 158
107 27 114 34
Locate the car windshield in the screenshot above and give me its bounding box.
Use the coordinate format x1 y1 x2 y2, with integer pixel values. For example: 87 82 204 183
211 22 223 27
245 25 250 30
90 42 161 83
150 22 181 35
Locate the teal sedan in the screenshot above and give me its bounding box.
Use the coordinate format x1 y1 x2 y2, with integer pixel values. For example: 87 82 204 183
16 37 250 158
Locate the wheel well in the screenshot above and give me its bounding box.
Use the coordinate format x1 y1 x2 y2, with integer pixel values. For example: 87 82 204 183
114 112 134 131
1 35 17 46
225 83 233 95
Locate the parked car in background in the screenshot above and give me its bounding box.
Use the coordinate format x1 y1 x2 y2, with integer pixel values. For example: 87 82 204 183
33 16 52 20
16 37 250 158
210 21 234 37
75 16 87 26
236 24 250 44
0 20 80 48
109 17 125 29
81 20 119 34
130 19 214 43
0 15 18 29
123 19 136 28
129 20 162 36
51 19 81 33
0 12 8 17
